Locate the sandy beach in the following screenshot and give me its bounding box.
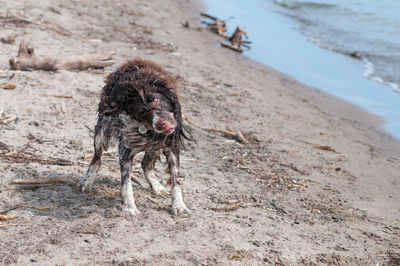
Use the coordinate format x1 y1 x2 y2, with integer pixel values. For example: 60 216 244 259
0 0 399 264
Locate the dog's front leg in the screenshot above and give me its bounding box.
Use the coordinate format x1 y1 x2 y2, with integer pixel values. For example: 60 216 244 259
166 149 191 215
119 143 140 215
142 151 169 195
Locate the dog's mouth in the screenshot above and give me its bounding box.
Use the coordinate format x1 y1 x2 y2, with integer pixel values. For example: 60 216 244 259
153 122 176 135
164 127 175 134
153 113 177 135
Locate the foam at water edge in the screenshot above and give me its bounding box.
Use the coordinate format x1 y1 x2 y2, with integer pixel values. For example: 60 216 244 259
362 58 400 94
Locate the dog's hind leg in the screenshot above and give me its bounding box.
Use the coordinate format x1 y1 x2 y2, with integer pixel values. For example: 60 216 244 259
165 149 191 215
119 141 140 215
141 151 169 195
79 117 111 192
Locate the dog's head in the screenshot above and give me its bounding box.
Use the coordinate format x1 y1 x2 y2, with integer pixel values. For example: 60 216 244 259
146 91 178 135
111 82 179 135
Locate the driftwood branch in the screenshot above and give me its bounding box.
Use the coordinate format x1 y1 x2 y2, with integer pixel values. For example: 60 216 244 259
0 223 18 228
9 41 115 71
15 203 53 211
201 13 249 52
218 40 243 53
229 26 248 49
201 13 230 38
0 149 75 166
0 214 17 221
184 116 249 145
11 178 75 185
219 26 249 53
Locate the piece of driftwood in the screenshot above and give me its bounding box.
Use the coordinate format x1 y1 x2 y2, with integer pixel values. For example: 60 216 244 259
200 13 230 38
201 13 250 52
11 178 75 185
229 26 248 49
218 40 243 53
0 223 18 228
315 145 338 153
219 26 249 53
40 94 73 99
9 41 115 71
184 116 250 145
0 214 17 221
15 203 53 211
0 83 16 90
0 150 75 166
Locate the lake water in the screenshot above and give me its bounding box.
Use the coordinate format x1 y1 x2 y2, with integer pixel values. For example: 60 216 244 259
204 0 400 139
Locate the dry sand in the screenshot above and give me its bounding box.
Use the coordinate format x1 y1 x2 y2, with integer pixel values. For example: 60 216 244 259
0 0 399 265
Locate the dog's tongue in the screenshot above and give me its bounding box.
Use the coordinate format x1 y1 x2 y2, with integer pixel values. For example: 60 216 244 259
165 128 174 134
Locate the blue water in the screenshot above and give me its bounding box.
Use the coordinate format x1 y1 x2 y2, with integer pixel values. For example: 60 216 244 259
204 0 400 139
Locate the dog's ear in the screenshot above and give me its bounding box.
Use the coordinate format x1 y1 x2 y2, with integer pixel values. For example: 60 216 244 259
112 82 145 104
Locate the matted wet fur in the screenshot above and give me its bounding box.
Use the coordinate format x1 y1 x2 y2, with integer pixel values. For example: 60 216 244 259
78 58 191 215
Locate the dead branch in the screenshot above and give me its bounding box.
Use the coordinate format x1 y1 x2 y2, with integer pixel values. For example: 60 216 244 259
315 145 338 153
201 13 230 38
0 223 18 228
184 116 250 145
219 26 249 53
0 83 16 90
9 41 115 71
229 26 248 49
202 12 249 52
218 40 243 53
200 13 219 21
11 178 75 185
0 13 32 26
40 94 73 99
0 214 17 221
15 203 53 211
0 150 75 166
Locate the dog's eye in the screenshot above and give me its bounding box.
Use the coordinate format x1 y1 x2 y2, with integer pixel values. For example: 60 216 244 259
151 98 161 107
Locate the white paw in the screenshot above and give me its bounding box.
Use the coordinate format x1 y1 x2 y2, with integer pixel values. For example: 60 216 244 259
171 186 191 216
172 203 191 216
122 205 141 216
78 178 92 193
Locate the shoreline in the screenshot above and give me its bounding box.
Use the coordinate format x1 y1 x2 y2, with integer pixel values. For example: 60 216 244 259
0 0 399 264
203 0 400 140
197 0 400 154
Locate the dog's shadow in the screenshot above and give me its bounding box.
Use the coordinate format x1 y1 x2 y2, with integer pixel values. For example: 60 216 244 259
13 169 171 221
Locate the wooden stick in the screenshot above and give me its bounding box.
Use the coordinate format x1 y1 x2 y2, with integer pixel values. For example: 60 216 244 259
218 41 243 53
40 94 73 99
0 223 18 228
0 214 17 221
0 83 16 90
184 116 250 144
9 41 115 71
314 145 338 153
235 130 250 145
200 13 218 21
11 178 75 185
0 151 75 166
15 203 53 211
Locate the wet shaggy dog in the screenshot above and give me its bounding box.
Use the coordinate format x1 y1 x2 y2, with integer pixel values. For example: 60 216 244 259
78 58 191 215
